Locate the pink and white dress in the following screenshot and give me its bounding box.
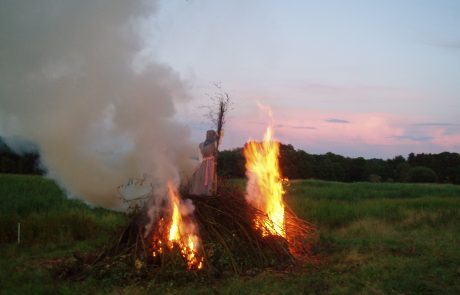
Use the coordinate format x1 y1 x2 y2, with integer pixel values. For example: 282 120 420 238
189 141 217 196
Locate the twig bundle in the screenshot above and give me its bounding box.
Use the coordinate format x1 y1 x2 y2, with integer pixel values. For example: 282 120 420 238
204 83 231 150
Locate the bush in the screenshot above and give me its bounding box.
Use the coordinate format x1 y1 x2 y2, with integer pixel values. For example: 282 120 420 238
408 166 438 183
368 174 382 183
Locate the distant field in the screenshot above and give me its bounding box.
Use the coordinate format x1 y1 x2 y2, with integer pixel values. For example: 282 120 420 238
1 174 459 294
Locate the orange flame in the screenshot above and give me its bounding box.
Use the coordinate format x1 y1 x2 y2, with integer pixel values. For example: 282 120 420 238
152 181 203 270
244 126 286 237
168 182 181 243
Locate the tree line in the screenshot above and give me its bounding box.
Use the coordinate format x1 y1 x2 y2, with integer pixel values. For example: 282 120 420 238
2 136 460 184
0 137 43 175
218 143 460 184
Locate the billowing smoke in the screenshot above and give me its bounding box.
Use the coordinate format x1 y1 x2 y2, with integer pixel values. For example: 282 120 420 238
0 0 196 209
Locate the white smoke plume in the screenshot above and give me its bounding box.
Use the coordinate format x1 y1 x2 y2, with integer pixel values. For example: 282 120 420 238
0 0 196 209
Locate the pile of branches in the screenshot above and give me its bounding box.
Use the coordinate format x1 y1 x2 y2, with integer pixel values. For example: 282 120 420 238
57 181 316 281
189 181 316 274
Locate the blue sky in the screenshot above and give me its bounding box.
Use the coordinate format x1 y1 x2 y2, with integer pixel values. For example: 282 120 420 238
142 0 460 158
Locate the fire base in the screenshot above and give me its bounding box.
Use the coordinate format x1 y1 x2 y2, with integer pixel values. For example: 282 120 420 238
56 181 316 281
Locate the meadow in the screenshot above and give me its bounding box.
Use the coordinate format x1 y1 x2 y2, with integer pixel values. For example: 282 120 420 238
0 174 459 294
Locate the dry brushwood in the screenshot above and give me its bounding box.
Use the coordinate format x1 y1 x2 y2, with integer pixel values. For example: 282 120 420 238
57 181 316 281
203 82 232 150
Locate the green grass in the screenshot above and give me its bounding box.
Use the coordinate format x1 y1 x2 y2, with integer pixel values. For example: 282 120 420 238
0 174 127 295
1 175 459 294
0 174 126 245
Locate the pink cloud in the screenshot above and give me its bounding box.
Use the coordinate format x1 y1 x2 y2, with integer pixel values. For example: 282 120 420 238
217 106 460 157
313 113 405 145
428 129 460 150
226 108 408 146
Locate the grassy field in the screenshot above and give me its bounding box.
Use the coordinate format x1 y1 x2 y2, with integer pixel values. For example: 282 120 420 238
0 174 459 294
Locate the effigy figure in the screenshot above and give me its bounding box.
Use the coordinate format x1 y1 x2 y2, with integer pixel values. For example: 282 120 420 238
189 130 218 196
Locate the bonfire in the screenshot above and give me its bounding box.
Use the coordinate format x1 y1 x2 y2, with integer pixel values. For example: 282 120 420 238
58 102 316 281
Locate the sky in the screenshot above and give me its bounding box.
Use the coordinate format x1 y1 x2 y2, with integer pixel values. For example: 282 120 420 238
138 0 460 159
